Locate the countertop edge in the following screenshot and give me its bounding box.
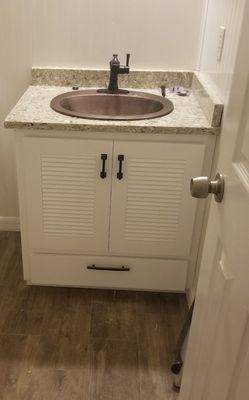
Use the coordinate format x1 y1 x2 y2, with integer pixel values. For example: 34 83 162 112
4 120 219 135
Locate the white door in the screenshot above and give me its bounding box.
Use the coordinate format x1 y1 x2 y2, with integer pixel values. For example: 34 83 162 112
110 141 205 257
180 4 249 400
23 138 113 253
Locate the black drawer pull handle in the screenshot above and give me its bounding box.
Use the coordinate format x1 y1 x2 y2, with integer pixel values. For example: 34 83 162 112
87 264 130 272
100 154 107 179
117 154 124 180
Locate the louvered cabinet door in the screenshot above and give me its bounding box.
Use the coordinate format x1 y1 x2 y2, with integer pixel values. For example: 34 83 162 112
110 141 205 257
23 137 112 252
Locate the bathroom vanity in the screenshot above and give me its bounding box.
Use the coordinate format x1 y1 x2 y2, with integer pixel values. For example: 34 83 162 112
5 69 222 296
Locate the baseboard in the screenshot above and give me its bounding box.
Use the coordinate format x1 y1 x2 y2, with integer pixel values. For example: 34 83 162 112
0 217 20 231
186 288 195 307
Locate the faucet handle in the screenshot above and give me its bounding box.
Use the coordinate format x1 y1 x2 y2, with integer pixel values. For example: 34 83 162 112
111 54 120 65
126 53 130 67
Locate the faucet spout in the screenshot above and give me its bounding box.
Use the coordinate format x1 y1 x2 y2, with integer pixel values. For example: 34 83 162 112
98 53 130 94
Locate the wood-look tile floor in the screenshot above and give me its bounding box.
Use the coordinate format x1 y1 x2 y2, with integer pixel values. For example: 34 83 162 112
0 232 188 400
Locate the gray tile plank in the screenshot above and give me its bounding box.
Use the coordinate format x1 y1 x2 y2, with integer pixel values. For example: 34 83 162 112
89 339 139 400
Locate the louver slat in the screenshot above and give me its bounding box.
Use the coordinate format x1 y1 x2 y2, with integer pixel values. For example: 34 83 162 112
41 154 96 238
125 159 185 242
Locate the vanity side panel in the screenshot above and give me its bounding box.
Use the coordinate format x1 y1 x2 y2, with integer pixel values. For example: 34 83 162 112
14 132 31 281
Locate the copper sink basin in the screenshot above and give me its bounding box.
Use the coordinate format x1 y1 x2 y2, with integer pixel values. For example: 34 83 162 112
50 90 174 121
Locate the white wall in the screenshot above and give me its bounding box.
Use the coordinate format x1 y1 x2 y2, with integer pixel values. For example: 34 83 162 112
33 0 205 70
200 0 246 102
0 1 34 220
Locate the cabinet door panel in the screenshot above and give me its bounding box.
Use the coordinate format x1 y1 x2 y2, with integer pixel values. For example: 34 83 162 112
23 138 112 252
110 141 205 257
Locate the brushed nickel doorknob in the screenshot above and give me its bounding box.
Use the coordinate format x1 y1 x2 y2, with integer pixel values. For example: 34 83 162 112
190 173 225 203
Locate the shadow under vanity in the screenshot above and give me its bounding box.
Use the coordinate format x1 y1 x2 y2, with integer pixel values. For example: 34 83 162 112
5 68 223 301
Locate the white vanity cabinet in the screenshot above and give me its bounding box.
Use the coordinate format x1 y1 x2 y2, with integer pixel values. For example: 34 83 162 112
16 132 215 293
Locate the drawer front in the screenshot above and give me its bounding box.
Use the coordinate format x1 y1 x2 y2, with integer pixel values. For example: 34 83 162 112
30 253 188 291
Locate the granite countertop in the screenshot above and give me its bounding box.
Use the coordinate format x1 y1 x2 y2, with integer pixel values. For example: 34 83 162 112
4 85 219 135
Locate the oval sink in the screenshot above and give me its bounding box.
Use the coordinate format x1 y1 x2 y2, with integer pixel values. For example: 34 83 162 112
50 90 174 121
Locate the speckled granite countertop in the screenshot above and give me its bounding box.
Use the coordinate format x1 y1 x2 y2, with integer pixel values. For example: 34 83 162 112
5 85 219 135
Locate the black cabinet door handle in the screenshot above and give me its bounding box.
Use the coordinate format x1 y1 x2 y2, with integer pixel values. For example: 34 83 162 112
100 154 107 179
117 154 124 180
87 264 130 272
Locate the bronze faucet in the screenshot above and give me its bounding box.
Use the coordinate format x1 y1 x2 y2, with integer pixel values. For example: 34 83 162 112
98 54 130 94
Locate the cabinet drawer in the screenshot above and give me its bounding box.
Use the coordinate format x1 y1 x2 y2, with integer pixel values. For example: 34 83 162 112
30 253 188 291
